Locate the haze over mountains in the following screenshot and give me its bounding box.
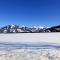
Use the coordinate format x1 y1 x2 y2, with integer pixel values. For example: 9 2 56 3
0 24 60 33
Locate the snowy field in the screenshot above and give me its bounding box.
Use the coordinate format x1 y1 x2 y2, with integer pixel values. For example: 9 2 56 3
0 48 60 60
0 33 60 43
0 33 60 60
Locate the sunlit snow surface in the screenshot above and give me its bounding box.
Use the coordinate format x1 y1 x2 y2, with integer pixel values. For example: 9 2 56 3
0 42 60 60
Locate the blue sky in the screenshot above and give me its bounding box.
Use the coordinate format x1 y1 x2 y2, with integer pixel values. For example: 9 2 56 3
0 0 60 27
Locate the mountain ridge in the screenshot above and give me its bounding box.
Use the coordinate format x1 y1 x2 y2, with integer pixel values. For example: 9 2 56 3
0 24 60 33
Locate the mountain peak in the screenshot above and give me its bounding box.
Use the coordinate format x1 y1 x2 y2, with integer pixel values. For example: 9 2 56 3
0 24 60 33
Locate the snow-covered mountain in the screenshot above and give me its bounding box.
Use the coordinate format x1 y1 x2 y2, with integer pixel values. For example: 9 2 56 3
0 24 60 33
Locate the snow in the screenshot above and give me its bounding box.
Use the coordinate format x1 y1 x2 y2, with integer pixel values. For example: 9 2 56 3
0 48 60 60
0 33 60 43
0 33 60 60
